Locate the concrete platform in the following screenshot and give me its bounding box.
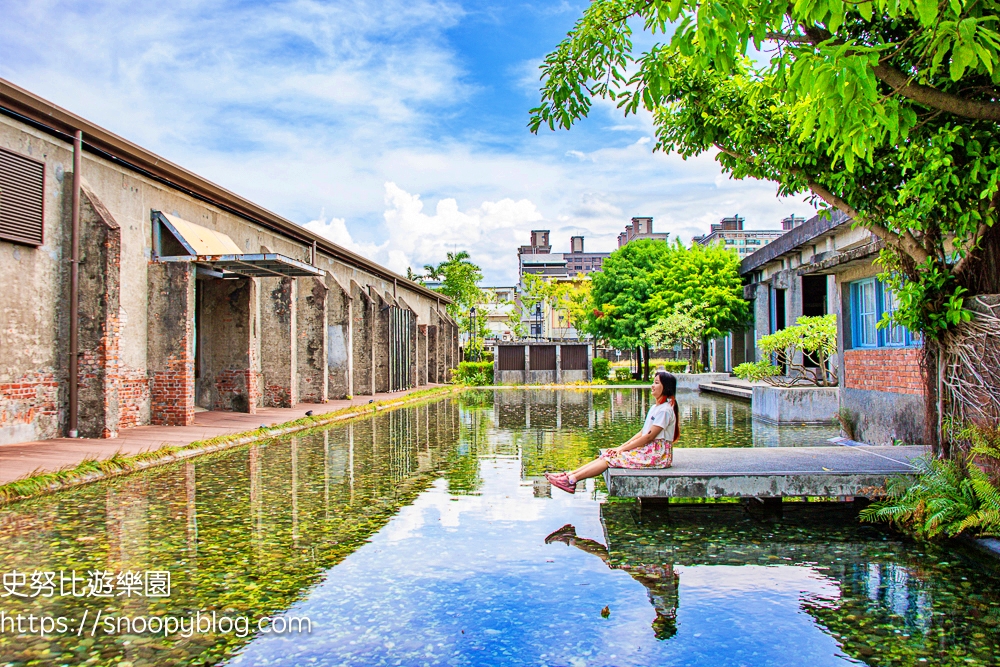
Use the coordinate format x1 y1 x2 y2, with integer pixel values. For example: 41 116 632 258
698 380 753 400
604 445 925 498
0 385 444 484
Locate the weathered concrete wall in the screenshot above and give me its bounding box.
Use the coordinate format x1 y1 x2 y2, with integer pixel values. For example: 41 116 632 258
297 276 328 403
427 325 439 385
351 281 374 396
148 263 195 426
841 387 927 446
417 325 428 386
76 184 125 438
197 277 260 413
326 275 351 399
752 385 839 424
260 277 296 408
372 289 392 393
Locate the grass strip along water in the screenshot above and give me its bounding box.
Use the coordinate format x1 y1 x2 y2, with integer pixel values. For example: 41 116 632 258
0 386 455 506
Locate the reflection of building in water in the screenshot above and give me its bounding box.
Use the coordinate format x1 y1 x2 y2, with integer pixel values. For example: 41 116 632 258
105 477 150 570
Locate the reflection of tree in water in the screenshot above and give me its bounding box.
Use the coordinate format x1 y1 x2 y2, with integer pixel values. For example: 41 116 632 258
545 523 680 640
599 501 1000 666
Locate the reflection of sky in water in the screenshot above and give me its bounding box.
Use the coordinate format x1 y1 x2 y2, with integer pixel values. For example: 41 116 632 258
233 452 861 667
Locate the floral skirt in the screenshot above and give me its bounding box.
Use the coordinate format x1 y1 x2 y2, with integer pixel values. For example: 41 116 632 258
599 439 673 469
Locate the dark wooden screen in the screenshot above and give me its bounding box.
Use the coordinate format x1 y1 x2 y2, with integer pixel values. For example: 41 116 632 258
497 345 525 371
530 345 556 371
0 147 45 246
561 345 588 370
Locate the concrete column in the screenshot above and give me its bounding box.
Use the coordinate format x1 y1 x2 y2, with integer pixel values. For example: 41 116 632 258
587 343 593 382
297 277 328 403
197 276 259 413
524 344 531 384
372 290 392 393
350 280 375 396
427 324 438 384
148 262 195 426
78 184 123 437
260 277 296 408
417 325 428 386
326 276 351 399
555 344 562 384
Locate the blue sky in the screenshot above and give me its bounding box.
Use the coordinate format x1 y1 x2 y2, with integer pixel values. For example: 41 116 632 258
0 0 816 284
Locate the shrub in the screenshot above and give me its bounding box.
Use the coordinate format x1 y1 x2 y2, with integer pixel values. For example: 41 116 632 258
733 361 781 383
660 360 688 373
861 425 1000 539
454 361 494 386
614 367 633 382
754 314 838 387
592 357 610 380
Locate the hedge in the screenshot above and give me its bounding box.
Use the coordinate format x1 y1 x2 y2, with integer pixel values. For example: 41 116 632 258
592 357 610 380
455 361 494 386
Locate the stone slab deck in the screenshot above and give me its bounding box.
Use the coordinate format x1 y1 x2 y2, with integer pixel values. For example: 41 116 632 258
0 385 444 484
605 445 926 498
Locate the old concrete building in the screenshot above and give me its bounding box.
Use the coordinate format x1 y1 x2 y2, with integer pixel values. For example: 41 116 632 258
738 210 928 445
0 79 459 445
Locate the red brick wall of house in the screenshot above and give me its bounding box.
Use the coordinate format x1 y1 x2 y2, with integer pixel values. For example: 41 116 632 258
0 372 59 436
844 348 925 395
151 356 195 426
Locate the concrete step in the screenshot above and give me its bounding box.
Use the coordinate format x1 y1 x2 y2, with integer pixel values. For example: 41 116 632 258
698 382 752 400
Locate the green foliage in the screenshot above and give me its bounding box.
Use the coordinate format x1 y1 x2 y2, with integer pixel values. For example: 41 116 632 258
660 360 689 373
733 361 781 383
861 425 1000 538
424 251 484 320
646 309 707 366
530 0 1000 342
614 367 634 382
454 361 494 386
756 315 839 386
592 356 610 380
591 240 748 350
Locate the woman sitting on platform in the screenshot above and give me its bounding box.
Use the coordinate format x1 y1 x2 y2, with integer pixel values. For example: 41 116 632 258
545 371 680 494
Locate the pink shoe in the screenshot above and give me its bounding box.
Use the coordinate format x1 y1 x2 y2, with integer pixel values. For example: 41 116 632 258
545 472 576 494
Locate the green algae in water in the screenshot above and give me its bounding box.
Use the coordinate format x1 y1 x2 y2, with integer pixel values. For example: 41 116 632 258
1 389 999 667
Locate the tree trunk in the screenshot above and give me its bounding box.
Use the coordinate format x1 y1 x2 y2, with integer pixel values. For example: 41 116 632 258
921 341 942 457
643 343 651 382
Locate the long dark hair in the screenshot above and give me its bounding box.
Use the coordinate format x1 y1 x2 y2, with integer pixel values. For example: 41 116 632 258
655 371 680 442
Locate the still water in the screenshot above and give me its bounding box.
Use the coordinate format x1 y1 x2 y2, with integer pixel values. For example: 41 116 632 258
0 389 998 667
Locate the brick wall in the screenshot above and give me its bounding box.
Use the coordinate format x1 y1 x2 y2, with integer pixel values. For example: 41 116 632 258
844 348 925 395
0 372 59 440
118 369 149 429
151 357 194 426
214 369 259 413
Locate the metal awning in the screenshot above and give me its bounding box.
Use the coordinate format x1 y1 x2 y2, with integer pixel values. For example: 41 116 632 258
156 253 323 278
151 210 323 278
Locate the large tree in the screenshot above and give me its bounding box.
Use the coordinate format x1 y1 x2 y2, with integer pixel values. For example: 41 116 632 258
530 0 1000 449
591 239 746 378
424 250 484 322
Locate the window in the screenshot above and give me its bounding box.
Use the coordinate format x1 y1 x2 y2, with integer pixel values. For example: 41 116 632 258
855 279 877 347
850 278 920 348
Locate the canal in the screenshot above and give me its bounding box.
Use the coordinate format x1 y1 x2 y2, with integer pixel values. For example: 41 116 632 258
1 389 998 666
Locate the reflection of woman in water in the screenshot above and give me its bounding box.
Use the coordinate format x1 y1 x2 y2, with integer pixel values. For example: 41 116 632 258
545 524 679 639
545 371 680 494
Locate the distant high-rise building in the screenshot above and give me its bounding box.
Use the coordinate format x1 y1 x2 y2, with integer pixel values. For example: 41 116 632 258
692 214 786 259
617 216 670 247
517 230 610 280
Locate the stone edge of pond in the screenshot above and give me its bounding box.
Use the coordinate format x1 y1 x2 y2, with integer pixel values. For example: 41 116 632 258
957 534 1000 569
0 386 458 507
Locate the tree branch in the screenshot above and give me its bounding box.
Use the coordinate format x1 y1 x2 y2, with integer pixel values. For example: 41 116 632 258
871 63 1000 122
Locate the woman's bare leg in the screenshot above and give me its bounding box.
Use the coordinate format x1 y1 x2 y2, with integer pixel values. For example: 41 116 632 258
568 458 609 483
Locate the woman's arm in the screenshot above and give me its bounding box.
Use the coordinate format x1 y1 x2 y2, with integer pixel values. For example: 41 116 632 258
612 426 663 453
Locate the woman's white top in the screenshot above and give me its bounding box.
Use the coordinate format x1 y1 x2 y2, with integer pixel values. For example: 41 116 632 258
643 400 677 442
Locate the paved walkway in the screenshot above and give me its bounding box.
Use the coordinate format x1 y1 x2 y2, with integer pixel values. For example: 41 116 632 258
0 386 445 484
605 444 927 498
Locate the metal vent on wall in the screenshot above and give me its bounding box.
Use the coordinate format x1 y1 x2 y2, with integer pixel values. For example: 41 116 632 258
0 147 45 246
